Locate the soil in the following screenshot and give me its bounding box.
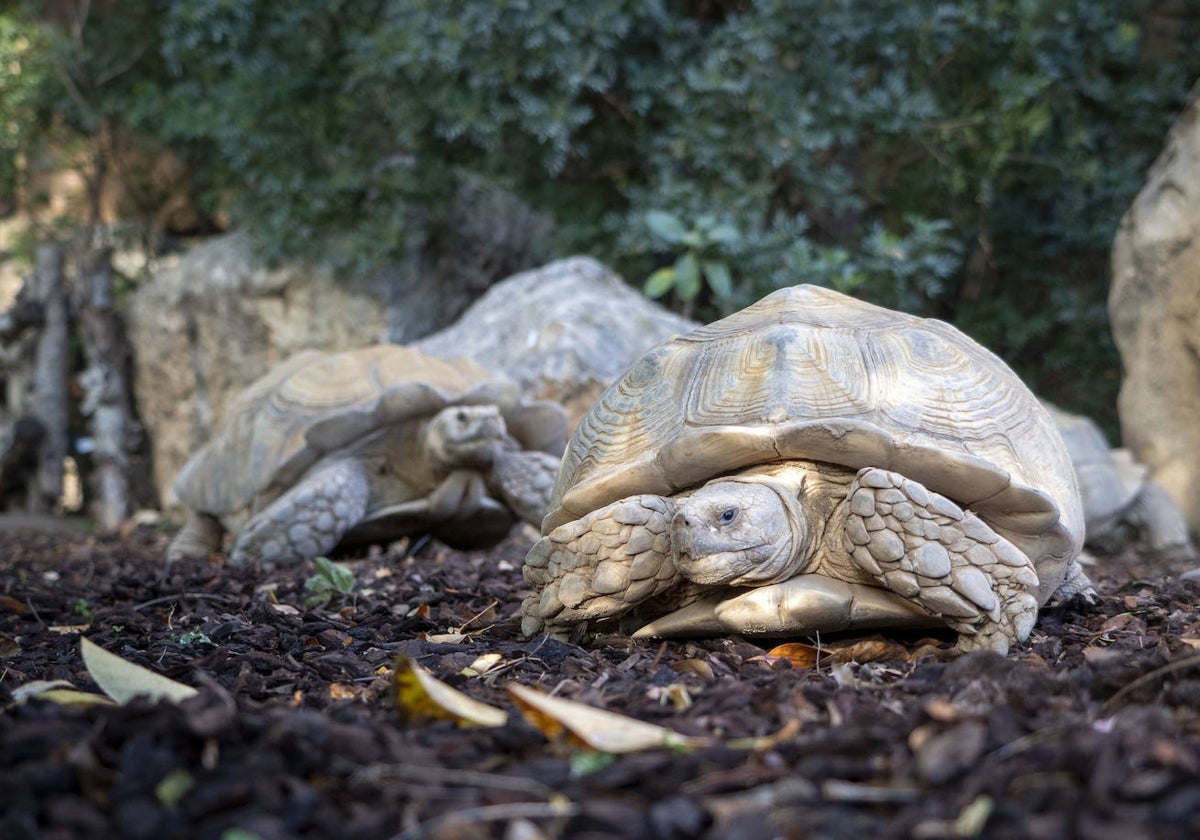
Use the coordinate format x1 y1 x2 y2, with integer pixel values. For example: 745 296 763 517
3 521 1200 840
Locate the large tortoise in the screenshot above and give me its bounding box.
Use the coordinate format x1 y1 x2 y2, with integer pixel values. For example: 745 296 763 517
168 345 567 565
522 285 1092 653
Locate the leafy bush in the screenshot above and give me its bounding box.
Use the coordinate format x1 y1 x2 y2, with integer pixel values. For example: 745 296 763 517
6 0 1200 429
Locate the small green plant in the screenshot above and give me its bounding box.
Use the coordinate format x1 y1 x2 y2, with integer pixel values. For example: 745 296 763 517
176 630 213 646
221 830 265 840
642 211 741 315
155 768 194 807
303 556 357 608
73 598 93 620
569 750 617 777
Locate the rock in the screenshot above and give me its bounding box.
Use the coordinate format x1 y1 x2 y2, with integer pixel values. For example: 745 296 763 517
414 256 697 426
129 185 548 511
1045 402 1195 560
128 233 388 509
1110 79 1200 534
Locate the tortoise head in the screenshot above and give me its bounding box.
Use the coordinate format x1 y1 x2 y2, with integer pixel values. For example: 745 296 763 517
423 405 508 470
670 474 810 587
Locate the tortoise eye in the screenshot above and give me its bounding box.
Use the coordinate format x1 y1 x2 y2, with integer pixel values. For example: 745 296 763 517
456 410 468 423
719 508 737 524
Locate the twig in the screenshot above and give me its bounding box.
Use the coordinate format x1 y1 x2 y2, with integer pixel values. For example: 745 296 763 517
354 763 559 798
981 724 1071 766
457 599 500 633
132 593 235 611
23 598 46 629
1103 653 1200 712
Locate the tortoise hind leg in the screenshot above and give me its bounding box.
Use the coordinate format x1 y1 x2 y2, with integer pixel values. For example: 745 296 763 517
521 495 680 637
843 467 1041 654
167 512 225 562
230 458 370 566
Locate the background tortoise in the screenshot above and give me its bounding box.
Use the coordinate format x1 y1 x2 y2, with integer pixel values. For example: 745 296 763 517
1044 402 1195 562
522 285 1091 653
168 345 567 565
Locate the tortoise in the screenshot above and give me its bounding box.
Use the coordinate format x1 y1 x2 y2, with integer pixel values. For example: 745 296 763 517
521 284 1092 653
1044 402 1196 562
167 345 567 566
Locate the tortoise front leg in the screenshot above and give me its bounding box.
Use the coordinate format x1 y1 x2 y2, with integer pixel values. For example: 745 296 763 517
521 495 680 637
842 467 1041 654
166 511 225 562
488 448 561 528
426 469 490 519
230 458 370 565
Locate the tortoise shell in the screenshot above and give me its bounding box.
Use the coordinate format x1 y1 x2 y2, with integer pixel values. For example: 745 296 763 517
544 285 1084 604
175 345 555 518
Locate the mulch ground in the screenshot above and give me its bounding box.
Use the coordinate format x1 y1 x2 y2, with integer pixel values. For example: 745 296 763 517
3 522 1200 840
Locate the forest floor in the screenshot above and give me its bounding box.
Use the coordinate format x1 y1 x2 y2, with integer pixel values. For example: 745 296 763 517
2 521 1200 840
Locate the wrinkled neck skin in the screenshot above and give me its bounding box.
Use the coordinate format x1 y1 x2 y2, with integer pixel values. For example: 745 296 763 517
670 462 848 588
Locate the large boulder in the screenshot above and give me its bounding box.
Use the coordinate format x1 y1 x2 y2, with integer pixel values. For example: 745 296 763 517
130 246 677 512
414 257 697 427
128 234 389 509
1110 80 1200 534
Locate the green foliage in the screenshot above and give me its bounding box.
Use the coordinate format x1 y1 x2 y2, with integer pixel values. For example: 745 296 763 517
303 556 357 607
8 1 1200 425
176 630 213 646
642 210 740 313
0 12 53 206
569 750 617 777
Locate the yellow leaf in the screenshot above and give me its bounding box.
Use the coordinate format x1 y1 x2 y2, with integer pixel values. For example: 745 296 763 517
80 637 199 705
37 688 117 708
11 680 115 708
392 655 507 727
507 683 705 753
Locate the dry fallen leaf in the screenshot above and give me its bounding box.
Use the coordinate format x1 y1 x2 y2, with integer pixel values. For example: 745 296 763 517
507 683 705 753
669 658 715 680
422 632 469 644
922 698 961 723
0 594 27 614
463 653 504 676
10 679 116 708
80 637 199 705
329 682 365 701
393 655 507 727
0 633 21 657
758 638 914 668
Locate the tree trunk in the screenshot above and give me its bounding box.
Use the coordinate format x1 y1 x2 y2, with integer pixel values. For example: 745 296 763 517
77 246 138 529
30 243 71 513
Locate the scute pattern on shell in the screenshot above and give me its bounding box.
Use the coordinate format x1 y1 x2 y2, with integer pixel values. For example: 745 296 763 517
174 345 517 517
546 285 1083 604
